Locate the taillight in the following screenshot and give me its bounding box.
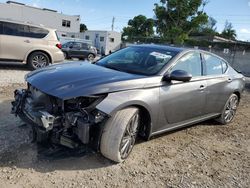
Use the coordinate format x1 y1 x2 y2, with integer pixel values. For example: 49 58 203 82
56 43 62 49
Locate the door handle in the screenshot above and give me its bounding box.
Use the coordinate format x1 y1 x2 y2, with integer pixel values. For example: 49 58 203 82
24 40 30 43
199 85 206 91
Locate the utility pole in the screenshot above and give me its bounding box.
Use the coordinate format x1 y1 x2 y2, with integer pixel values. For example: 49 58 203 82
111 16 115 31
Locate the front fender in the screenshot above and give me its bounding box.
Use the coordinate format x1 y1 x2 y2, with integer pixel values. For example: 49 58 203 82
96 88 160 135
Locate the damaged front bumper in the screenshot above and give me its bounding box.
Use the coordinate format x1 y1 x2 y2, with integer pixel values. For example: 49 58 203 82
11 87 108 150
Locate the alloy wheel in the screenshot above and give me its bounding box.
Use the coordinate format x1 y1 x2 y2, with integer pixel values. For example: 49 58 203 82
119 113 139 159
32 55 48 68
88 54 95 62
224 95 238 123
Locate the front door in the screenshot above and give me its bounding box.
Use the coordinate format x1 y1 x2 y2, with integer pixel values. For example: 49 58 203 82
156 52 207 132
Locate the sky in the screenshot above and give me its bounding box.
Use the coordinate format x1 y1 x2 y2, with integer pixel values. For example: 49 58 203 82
0 0 250 41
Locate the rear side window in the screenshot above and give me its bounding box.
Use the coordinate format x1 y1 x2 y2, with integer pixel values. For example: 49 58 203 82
204 54 223 75
82 43 89 49
26 26 49 38
171 52 202 77
72 42 81 49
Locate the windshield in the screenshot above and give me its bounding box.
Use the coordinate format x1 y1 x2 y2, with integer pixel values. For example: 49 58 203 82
96 46 177 76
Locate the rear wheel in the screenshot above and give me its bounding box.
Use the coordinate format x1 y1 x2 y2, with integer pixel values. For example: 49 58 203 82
216 94 239 125
27 52 50 70
100 107 139 163
87 53 95 62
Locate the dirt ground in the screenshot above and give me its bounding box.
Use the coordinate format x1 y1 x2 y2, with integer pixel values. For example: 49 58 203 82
0 83 250 187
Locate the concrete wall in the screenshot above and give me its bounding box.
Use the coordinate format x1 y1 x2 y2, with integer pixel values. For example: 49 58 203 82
0 2 80 34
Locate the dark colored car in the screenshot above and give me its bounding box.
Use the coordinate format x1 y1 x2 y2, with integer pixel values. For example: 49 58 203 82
62 41 97 62
12 45 245 162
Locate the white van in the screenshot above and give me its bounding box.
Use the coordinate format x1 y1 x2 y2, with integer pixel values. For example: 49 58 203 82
0 19 64 70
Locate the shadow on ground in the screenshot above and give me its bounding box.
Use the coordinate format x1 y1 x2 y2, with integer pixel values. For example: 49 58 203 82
0 62 28 70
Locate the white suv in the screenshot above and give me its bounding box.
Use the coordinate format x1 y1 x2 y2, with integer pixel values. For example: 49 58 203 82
0 19 64 70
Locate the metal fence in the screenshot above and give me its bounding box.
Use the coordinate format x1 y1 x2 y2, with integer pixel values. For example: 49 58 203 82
193 46 250 77
211 49 250 77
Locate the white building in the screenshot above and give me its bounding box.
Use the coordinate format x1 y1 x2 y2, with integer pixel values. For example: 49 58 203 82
0 1 80 37
78 30 122 55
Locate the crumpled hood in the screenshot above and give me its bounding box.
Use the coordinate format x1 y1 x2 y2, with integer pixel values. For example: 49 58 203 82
26 62 147 99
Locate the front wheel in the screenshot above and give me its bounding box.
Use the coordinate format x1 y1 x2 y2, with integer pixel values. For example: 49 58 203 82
63 52 69 59
100 107 140 163
216 94 239 125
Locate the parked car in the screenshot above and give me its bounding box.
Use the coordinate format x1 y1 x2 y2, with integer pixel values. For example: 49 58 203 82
12 45 245 163
62 41 97 62
0 19 64 70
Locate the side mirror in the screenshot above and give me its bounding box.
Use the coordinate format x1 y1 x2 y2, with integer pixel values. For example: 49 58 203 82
69 45 73 49
163 70 192 82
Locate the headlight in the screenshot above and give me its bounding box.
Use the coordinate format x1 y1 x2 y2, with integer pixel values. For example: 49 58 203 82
64 95 107 112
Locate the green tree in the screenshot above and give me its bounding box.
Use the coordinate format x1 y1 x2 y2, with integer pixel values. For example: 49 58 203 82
220 20 237 40
122 15 154 41
154 0 208 44
191 16 218 36
80 23 88 32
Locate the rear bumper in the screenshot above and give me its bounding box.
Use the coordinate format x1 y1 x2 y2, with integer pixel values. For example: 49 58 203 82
52 51 64 63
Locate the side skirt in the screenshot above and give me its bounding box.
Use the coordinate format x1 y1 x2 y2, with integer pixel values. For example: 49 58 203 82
150 113 221 137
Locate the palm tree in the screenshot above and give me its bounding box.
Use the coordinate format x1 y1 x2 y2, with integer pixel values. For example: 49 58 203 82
220 21 237 40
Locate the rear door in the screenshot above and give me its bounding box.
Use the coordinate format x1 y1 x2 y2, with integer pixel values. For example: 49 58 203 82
0 22 32 61
202 53 231 114
81 43 90 57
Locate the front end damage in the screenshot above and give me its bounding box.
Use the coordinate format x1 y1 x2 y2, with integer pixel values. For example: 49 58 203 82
11 84 108 150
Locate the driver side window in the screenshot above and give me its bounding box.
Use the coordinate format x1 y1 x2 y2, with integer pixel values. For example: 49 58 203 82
171 52 202 77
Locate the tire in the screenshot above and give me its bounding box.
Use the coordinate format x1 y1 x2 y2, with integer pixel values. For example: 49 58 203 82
100 107 140 163
63 52 69 59
87 53 95 62
216 94 239 125
27 51 50 70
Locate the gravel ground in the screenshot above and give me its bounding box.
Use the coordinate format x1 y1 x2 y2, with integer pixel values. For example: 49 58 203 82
0 64 249 188
0 63 29 87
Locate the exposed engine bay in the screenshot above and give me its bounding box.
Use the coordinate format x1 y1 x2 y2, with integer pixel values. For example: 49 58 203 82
11 84 108 150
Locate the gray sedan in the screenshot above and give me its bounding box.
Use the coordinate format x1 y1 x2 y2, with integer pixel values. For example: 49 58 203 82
12 45 245 162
